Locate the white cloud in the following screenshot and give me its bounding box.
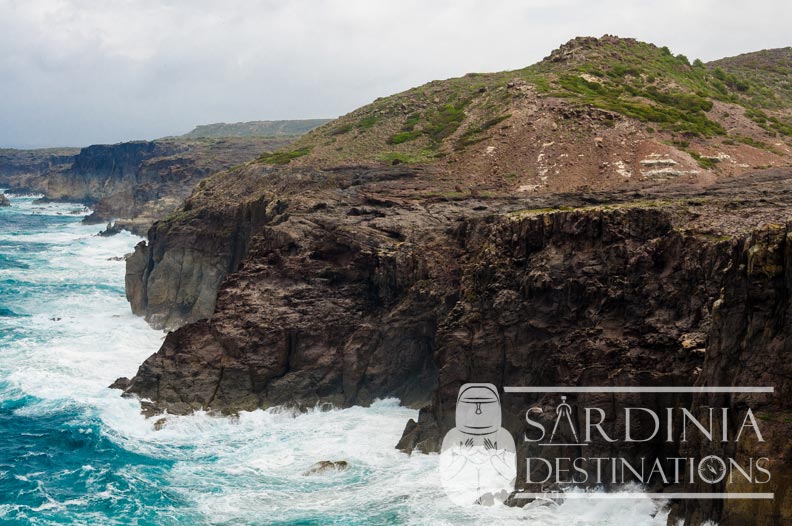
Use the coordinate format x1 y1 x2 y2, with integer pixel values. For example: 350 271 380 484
0 0 789 147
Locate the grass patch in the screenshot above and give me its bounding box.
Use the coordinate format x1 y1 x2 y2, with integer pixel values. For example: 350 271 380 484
357 115 378 130
388 130 423 145
258 147 311 165
424 101 469 143
455 114 512 149
734 135 781 153
689 151 720 169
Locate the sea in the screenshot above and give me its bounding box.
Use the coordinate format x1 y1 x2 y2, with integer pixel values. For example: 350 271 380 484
0 192 672 525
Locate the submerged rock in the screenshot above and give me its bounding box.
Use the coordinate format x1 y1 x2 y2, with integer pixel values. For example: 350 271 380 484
153 418 168 431
302 461 349 476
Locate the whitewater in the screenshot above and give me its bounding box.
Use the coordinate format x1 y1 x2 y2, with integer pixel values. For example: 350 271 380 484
0 193 672 525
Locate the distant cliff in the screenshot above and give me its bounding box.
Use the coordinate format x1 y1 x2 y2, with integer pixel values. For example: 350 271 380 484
180 119 332 139
0 131 315 233
0 147 79 184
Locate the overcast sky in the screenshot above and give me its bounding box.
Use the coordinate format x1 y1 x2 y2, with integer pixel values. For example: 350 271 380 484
1 0 790 148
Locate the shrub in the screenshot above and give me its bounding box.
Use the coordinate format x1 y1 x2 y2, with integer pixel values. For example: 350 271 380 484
388 130 422 145
357 116 378 130
258 147 311 165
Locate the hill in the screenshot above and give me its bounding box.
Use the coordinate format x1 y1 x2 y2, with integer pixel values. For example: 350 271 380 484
249 36 791 195
180 119 332 139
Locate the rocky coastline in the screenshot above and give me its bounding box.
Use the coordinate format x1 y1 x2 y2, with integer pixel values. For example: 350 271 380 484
116 157 792 525
57 36 792 525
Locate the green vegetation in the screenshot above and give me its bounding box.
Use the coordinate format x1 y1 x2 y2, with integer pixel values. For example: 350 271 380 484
456 114 512 149
532 45 729 136
329 123 353 136
732 135 783 154
376 151 432 165
257 147 311 165
689 151 719 169
424 101 469 143
388 130 423 145
252 39 791 167
522 40 792 138
357 115 378 130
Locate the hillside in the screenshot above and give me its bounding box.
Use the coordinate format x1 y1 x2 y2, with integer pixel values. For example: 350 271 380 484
248 36 791 195
180 119 332 139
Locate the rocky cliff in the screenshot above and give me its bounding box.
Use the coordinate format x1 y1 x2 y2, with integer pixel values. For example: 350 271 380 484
0 137 296 235
118 36 792 525
0 147 79 188
119 161 792 525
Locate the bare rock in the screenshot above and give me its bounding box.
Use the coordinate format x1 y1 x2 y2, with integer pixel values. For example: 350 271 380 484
302 461 349 476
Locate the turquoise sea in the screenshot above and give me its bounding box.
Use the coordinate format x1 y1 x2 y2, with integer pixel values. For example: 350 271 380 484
0 193 670 525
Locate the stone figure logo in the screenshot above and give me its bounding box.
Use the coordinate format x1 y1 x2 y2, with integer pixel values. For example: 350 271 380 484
439 383 516 506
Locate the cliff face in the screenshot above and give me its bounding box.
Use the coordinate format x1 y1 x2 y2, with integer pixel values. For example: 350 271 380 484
669 225 792 525
0 148 78 189
125 186 276 330
81 137 295 234
0 137 296 234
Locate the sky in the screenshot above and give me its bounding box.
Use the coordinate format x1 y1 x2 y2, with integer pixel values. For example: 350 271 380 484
1 0 790 148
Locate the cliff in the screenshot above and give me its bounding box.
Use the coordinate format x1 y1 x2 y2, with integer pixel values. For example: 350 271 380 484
0 134 309 234
78 137 295 234
118 37 792 525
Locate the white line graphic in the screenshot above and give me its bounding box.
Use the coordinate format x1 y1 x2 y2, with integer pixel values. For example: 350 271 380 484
504 386 774 393
514 492 775 500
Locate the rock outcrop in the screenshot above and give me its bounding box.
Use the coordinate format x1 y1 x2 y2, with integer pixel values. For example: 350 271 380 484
0 193 9 206
668 225 792 525
125 185 277 329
